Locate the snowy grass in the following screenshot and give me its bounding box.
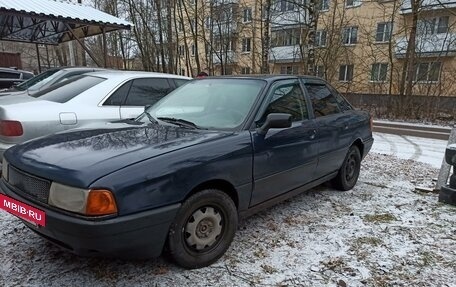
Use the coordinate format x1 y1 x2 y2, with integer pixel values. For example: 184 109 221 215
0 153 455 287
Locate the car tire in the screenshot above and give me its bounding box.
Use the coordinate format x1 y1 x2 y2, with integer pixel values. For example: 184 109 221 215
332 145 361 191
167 189 238 269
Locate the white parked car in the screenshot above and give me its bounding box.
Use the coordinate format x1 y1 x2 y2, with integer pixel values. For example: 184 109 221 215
0 70 191 156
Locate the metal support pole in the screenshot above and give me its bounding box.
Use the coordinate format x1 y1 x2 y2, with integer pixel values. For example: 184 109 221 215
35 43 42 73
102 26 107 68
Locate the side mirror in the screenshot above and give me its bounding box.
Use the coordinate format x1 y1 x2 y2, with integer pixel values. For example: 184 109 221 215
257 113 292 135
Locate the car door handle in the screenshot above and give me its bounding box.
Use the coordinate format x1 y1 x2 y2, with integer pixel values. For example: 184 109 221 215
310 129 316 140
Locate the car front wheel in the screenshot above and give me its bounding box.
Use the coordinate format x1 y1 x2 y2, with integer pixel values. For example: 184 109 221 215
332 145 361 191
167 189 238 269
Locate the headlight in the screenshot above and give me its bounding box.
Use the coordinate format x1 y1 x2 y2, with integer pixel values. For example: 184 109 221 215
2 159 8 181
49 183 117 216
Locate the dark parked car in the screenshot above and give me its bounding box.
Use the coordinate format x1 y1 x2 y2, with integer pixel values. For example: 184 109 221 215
0 75 373 268
0 68 34 90
0 67 103 96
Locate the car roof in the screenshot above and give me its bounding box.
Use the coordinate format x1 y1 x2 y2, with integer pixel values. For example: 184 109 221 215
44 66 105 72
200 74 325 83
84 70 192 80
0 67 33 75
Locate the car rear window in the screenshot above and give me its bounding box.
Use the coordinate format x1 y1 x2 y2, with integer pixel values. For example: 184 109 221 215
32 75 106 103
16 69 60 91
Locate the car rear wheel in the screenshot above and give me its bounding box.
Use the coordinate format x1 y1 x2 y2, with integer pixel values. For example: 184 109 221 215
167 189 237 269
332 145 361 191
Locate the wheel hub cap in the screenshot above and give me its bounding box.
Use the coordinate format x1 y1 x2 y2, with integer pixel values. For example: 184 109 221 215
185 207 223 251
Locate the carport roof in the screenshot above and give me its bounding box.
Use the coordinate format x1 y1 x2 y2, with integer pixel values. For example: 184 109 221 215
0 0 131 45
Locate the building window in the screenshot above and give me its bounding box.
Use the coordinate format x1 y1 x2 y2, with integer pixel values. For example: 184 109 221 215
418 16 449 35
261 4 269 19
345 0 361 7
242 38 251 52
342 26 358 45
414 62 441 82
271 28 301 47
315 30 327 47
191 44 196 56
316 65 325 78
371 63 388 82
319 0 330 11
376 22 392 42
220 7 234 23
339 64 354 81
178 45 185 56
277 0 295 11
241 67 251 74
280 65 300 75
243 7 252 23
214 38 235 51
190 19 196 31
178 21 184 32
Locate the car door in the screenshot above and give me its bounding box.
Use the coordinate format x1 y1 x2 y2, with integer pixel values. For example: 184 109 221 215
120 78 173 119
250 79 319 206
302 80 353 177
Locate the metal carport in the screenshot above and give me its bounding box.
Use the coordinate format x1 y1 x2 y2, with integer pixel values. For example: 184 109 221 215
0 0 131 69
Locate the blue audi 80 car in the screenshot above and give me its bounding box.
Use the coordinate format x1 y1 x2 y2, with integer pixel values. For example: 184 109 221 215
0 75 373 268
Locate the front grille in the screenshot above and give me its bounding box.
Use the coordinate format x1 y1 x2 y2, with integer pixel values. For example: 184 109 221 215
8 165 50 203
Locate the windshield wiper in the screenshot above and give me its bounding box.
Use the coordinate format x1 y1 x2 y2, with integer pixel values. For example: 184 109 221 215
143 111 157 123
157 117 204 129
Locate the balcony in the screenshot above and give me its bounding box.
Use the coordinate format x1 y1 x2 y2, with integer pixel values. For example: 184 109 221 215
395 33 456 57
208 0 239 6
269 45 304 63
210 22 237 35
401 0 456 14
271 10 308 28
212 51 237 64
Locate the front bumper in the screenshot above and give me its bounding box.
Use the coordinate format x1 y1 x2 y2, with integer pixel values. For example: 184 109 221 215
0 141 14 160
0 180 180 259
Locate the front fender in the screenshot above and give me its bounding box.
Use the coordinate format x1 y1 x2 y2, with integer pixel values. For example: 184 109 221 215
91 132 253 215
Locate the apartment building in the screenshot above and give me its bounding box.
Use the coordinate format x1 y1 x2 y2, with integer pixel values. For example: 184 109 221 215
175 0 456 96
310 0 456 96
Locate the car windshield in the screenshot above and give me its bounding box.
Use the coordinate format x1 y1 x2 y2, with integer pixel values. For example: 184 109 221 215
15 69 60 91
143 78 265 130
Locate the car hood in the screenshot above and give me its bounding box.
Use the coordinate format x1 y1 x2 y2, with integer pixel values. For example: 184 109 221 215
5 123 231 187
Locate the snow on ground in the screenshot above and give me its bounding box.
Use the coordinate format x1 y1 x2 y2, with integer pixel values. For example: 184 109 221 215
372 132 449 169
0 154 455 287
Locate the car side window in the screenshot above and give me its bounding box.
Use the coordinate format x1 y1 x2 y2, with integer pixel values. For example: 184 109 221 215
103 81 132 106
22 73 34 80
0 72 20 79
304 83 341 118
124 78 172 106
331 88 353 111
258 81 308 125
174 79 189 87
